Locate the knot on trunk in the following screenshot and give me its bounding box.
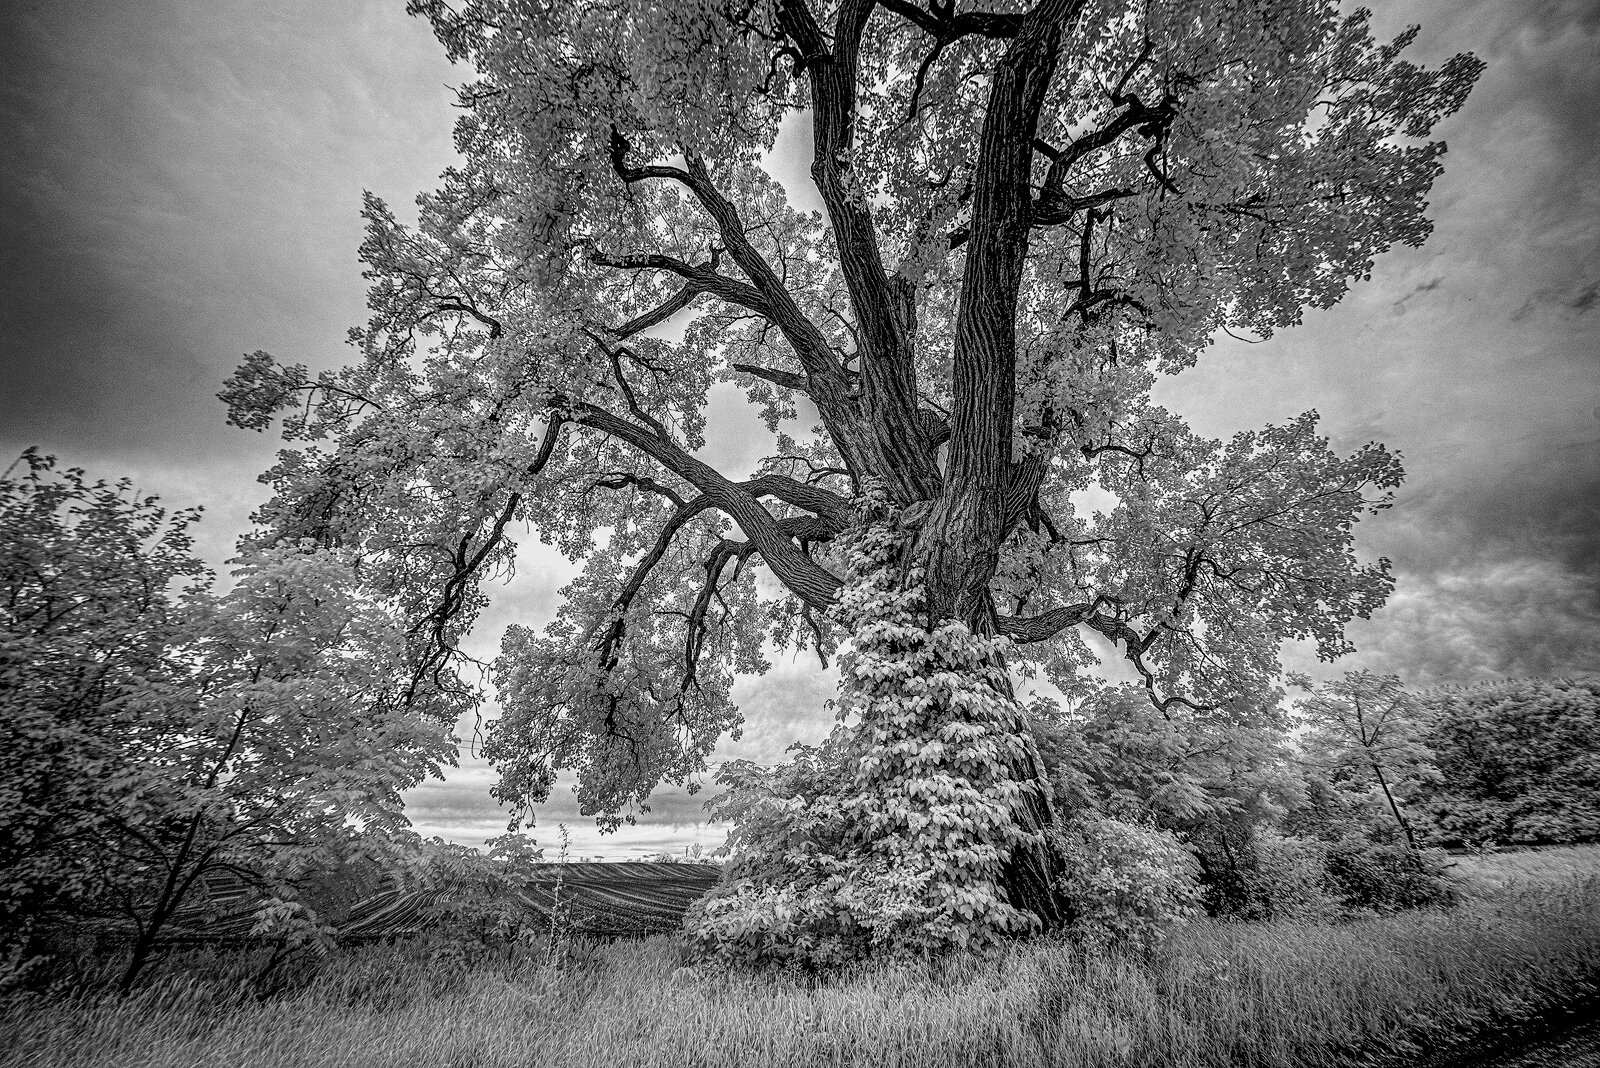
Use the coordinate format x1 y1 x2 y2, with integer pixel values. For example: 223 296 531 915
895 498 935 534
916 409 951 450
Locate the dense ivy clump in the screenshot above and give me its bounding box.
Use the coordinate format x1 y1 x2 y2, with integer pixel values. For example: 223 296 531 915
687 493 1049 965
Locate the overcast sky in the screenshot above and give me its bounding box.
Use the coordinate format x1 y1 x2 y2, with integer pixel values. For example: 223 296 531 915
3 0 1596 858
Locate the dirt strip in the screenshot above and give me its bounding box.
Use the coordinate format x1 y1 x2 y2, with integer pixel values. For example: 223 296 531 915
1386 992 1600 1068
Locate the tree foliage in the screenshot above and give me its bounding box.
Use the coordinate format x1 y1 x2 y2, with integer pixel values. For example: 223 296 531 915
1417 676 1600 847
1034 681 1297 829
1 450 208 942
223 0 1479 947
1290 670 1437 851
0 453 456 986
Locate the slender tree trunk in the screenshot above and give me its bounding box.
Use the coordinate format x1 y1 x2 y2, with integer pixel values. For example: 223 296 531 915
118 814 204 992
1370 761 1419 853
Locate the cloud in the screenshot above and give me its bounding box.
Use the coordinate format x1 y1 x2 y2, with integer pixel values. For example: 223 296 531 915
405 755 732 859
1153 0 1600 697
0 0 460 565
725 655 841 763
1343 558 1600 683
1512 279 1600 322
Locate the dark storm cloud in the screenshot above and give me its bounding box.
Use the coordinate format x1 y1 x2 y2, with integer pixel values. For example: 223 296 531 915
0 0 460 559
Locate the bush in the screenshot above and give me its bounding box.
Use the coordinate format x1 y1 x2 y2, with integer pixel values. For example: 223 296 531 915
1054 813 1202 954
1321 835 1457 913
1189 810 1451 921
1186 811 1265 919
1243 831 1342 921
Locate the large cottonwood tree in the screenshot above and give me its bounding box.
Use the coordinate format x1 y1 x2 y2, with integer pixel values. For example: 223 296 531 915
225 0 1479 938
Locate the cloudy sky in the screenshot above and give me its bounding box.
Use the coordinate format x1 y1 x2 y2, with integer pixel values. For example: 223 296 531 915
3 0 1596 857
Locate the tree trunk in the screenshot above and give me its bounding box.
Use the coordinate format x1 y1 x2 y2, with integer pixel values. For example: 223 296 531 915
907 502 1072 932
999 744 1071 931
1371 761 1420 853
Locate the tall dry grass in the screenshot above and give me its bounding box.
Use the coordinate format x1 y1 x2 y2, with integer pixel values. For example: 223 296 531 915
5 856 1599 1068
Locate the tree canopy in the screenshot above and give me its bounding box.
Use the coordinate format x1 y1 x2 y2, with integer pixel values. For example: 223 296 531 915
1418 676 1600 847
223 0 1479 945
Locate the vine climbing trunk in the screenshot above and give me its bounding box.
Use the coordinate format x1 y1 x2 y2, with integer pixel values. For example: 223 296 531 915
906 501 1072 933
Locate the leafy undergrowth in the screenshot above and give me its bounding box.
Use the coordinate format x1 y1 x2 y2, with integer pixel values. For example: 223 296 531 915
6 856 1600 1068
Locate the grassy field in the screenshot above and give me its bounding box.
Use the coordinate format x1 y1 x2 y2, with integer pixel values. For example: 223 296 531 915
5 848 1599 1068
1445 843 1600 895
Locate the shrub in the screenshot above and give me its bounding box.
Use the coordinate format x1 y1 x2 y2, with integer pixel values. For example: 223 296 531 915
1186 810 1265 919
1321 835 1457 913
1243 831 1341 921
1189 811 1448 921
1054 813 1202 954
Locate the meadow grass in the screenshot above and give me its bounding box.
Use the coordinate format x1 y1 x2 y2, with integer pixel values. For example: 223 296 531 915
5 849 1599 1068
1445 843 1600 895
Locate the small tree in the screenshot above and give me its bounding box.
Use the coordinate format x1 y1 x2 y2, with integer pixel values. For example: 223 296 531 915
0 451 208 952
106 545 458 990
0 454 457 988
1290 671 1436 852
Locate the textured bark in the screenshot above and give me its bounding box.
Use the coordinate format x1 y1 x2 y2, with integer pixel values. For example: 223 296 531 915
886 0 1089 932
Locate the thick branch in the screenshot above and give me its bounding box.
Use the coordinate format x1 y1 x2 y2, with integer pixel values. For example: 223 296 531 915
569 401 842 607
948 0 1089 502
876 0 1023 40
731 362 809 392
589 250 771 319
775 0 943 499
592 472 687 508
740 474 852 529
611 282 707 341
678 153 851 393
995 602 1096 643
920 0 1089 624
407 414 567 706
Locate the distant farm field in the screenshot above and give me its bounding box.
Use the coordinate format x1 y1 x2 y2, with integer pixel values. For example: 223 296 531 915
6 847 1600 1068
